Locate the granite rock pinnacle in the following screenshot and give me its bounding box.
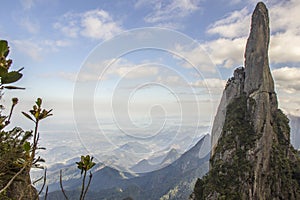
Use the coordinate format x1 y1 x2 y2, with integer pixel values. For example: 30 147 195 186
192 2 300 199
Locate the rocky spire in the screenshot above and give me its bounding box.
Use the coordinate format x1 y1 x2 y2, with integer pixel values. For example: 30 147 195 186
244 2 274 95
192 2 300 199
211 1 277 157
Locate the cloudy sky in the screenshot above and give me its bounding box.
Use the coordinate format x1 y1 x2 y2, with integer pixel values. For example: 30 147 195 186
1 0 300 164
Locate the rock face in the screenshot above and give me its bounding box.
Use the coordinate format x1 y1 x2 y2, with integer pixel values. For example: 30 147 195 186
289 115 300 150
193 2 300 199
0 168 37 200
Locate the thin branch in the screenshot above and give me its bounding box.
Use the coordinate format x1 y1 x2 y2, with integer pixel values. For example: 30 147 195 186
60 170 69 200
7 103 16 123
37 169 47 196
44 186 48 200
33 175 43 185
82 172 93 200
0 165 26 194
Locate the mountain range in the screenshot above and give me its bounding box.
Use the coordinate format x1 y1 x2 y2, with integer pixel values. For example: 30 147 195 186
45 134 210 199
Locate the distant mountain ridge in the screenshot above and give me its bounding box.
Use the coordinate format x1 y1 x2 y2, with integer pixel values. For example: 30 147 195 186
46 134 210 199
130 148 181 173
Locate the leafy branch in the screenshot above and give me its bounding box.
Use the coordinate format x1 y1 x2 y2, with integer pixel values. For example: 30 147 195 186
22 98 52 169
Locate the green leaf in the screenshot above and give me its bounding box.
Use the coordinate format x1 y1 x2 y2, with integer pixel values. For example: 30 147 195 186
0 116 7 124
1 71 23 84
4 86 25 90
0 40 9 57
0 66 8 76
23 141 31 152
22 111 35 122
36 98 42 107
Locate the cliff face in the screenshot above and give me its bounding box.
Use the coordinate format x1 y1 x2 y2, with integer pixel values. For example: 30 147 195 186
193 2 300 199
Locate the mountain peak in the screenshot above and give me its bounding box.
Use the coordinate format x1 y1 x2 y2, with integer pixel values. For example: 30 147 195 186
244 1 274 95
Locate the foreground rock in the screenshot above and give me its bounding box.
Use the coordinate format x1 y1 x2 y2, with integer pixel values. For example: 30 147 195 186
192 2 300 199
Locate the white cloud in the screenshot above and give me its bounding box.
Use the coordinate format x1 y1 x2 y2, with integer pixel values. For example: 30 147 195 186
113 65 159 79
156 75 186 87
269 0 300 33
80 10 122 40
135 0 200 25
61 59 159 82
53 12 79 38
269 31 300 64
206 8 250 38
12 39 43 61
203 37 246 68
273 67 300 93
173 44 217 73
204 0 300 67
272 66 300 116
12 39 71 60
54 9 122 40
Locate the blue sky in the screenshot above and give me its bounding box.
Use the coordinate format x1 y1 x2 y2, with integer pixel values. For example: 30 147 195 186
1 0 300 165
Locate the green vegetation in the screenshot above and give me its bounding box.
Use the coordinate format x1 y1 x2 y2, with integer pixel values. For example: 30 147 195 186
192 95 256 199
192 94 300 199
269 109 300 197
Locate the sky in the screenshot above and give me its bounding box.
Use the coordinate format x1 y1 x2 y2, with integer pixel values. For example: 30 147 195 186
1 0 300 167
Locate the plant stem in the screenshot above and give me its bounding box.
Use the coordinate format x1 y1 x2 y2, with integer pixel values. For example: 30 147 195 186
7 103 15 123
59 170 69 200
82 172 92 200
79 170 87 200
31 120 39 165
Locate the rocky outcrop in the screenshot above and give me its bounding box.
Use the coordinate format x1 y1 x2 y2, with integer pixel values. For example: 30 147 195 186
193 2 300 199
0 168 38 200
211 67 245 156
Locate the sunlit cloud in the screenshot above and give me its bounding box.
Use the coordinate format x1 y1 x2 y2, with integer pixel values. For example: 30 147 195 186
59 59 159 82
273 67 300 117
12 39 71 61
173 44 217 73
54 9 122 40
206 7 250 39
273 67 300 94
204 0 300 66
12 39 43 61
